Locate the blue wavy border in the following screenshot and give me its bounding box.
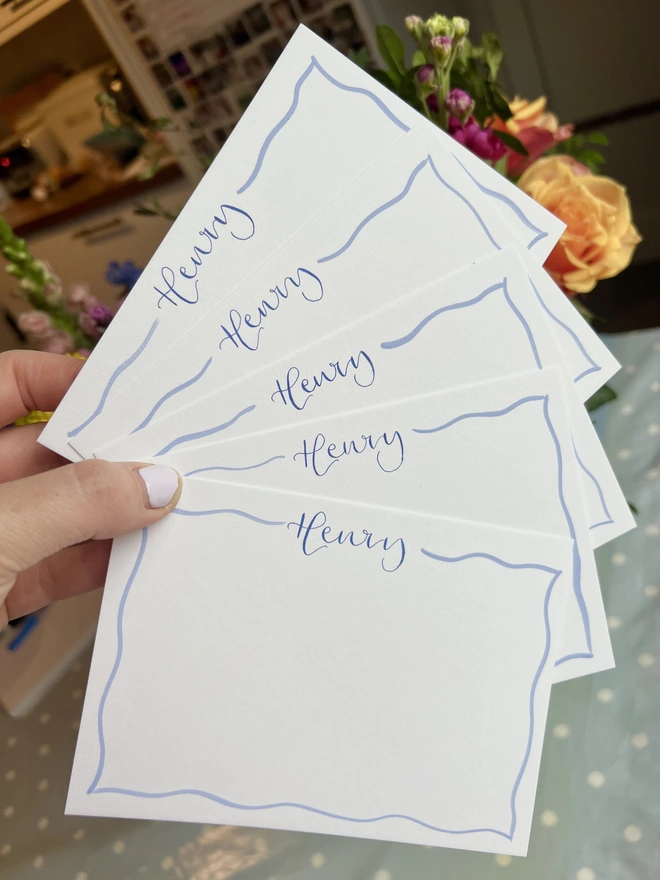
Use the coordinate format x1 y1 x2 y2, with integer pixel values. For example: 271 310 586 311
572 440 614 530
379 278 541 370
237 56 409 195
318 154 500 264
130 357 213 435
451 155 548 252
68 320 159 439
413 394 592 666
183 456 285 477
153 405 256 457
527 276 601 384
88 521 557 843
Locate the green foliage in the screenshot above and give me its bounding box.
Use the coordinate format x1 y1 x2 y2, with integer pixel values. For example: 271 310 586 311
585 383 617 412
451 35 511 125
376 25 407 85
492 129 528 156
548 132 608 172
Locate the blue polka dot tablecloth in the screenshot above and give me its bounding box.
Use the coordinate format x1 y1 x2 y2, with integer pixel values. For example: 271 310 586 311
1 328 658 880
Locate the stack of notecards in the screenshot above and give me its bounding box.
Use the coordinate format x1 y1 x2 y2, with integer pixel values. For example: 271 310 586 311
40 26 634 856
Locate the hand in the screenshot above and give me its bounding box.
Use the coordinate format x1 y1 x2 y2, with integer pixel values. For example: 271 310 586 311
0 351 181 627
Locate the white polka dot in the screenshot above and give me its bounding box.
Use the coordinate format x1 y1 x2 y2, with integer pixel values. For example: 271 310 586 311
624 824 642 842
597 688 614 703
2 806 14 818
6 736 16 747
1 844 11 856
611 552 627 565
616 448 632 460
160 856 174 870
310 853 326 868
607 616 622 631
374 871 392 880
74 873 88 880
33 855 44 868
648 424 660 436
112 840 126 855
624 364 637 374
38 744 50 757
37 779 49 792
587 771 606 788
651 381 660 392
36 817 49 831
644 585 659 598
73 829 86 841
71 689 83 700
645 524 659 536
646 468 659 480
632 732 649 750
495 854 512 866
654 341 660 352
553 722 571 739
540 809 558 827
638 652 655 668
620 403 635 415
576 869 595 880
39 712 50 725
4 770 15 782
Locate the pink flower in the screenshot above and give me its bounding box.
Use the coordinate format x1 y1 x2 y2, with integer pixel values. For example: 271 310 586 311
80 302 114 341
416 64 435 85
41 330 74 354
18 310 53 339
448 117 506 161
444 88 474 122
65 283 91 311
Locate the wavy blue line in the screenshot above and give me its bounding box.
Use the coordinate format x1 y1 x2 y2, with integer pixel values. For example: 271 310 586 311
317 158 429 264
88 527 148 794
153 405 256 457
412 395 545 435
183 456 285 477
502 278 542 370
426 155 501 252
528 276 601 384
421 548 559 838
91 784 511 839
414 394 592 660
172 507 286 526
451 154 547 251
237 56 409 195
554 651 594 666
572 438 614 529
318 153 501 264
130 357 213 435
420 548 559 576
380 282 505 350
68 320 158 438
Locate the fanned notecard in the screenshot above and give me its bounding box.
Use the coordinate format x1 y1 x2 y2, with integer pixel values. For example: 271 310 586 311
40 26 634 857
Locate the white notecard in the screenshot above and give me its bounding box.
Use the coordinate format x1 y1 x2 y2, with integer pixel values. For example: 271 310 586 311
68 480 573 856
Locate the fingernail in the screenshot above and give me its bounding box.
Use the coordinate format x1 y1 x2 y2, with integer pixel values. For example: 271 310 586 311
137 465 182 509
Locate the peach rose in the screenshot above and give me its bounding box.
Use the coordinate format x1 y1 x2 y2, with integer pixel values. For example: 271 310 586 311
492 96 573 176
518 156 642 294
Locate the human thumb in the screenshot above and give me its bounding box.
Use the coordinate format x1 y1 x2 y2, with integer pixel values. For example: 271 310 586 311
0 460 181 599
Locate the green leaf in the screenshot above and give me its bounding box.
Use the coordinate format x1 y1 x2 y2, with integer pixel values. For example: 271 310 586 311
486 83 512 121
587 131 609 145
348 46 370 68
95 91 116 107
627 500 639 515
585 384 617 412
577 148 606 168
492 129 528 156
369 67 396 92
412 49 426 67
481 32 504 81
376 25 406 82
133 206 160 216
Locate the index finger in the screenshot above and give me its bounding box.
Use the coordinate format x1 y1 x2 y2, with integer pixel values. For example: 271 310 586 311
0 351 84 426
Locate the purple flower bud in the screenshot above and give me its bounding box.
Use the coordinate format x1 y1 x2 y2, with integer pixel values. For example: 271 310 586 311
426 92 439 114
429 35 452 64
416 64 435 86
405 15 423 35
444 88 474 121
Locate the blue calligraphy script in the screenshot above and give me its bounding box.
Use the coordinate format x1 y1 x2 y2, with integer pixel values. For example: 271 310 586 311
287 510 405 572
293 429 404 476
271 350 375 411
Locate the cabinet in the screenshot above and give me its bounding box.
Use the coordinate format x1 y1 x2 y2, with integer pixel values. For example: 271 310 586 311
0 0 69 47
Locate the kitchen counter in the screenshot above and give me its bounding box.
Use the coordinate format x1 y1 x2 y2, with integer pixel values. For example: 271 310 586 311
2 162 184 238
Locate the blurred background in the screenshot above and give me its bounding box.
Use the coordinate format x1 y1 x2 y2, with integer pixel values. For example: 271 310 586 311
0 1 658 878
